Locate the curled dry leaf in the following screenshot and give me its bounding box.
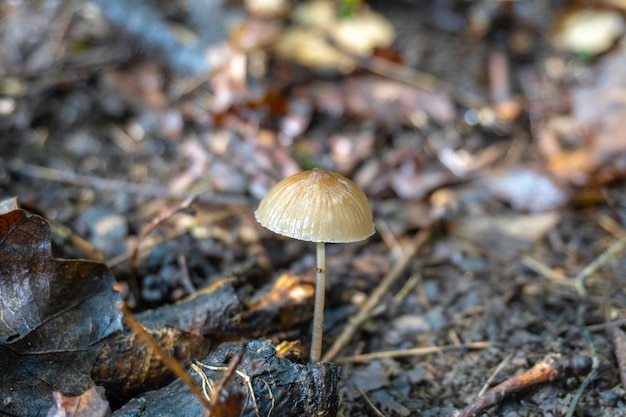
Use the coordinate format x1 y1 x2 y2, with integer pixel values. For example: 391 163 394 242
0 210 122 416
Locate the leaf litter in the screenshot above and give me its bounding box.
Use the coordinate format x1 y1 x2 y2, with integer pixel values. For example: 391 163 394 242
2 1 626 416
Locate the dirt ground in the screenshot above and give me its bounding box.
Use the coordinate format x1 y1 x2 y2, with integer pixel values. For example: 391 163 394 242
2 1 626 416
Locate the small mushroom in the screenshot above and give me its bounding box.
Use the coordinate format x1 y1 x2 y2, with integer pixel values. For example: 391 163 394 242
255 168 374 362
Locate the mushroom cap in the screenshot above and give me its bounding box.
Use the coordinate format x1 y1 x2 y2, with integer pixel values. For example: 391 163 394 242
255 168 375 243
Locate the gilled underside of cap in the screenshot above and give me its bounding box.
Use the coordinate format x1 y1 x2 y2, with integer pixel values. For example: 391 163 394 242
255 169 375 243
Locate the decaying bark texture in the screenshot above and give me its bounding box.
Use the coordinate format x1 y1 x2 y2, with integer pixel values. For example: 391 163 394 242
92 264 316 404
114 339 340 417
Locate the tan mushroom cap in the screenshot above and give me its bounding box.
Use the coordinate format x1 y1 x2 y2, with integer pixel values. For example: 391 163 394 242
255 168 375 243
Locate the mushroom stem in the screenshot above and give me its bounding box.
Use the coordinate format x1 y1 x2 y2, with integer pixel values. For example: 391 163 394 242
310 241 326 363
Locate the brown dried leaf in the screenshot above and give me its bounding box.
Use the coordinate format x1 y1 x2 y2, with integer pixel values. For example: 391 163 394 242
46 387 110 417
0 209 122 416
547 47 626 185
244 272 314 329
0 210 122 346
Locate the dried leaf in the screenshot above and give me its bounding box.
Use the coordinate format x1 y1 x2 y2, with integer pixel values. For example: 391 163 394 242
547 47 626 185
330 9 395 56
246 272 314 321
390 169 455 201
276 27 353 70
554 9 623 56
481 168 569 212
46 387 110 417
0 210 122 416
0 197 18 214
0 210 121 346
449 212 560 260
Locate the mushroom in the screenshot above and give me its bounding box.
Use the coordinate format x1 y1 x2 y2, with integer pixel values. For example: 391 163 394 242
255 168 374 362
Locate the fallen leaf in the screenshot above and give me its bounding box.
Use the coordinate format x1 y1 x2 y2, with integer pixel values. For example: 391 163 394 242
46 387 110 417
276 27 353 70
0 210 122 416
390 169 456 201
546 47 626 185
554 8 624 56
449 212 561 261
330 9 395 56
294 0 395 57
481 168 569 212
0 197 18 214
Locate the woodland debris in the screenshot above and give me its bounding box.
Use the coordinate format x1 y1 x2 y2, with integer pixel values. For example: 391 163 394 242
0 210 122 417
93 267 315 403
453 353 592 417
113 339 340 417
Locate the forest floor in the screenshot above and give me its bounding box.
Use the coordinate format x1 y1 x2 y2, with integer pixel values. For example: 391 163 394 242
2 1 626 416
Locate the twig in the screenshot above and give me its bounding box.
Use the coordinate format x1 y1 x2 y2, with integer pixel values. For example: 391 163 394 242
2 159 251 206
597 213 626 239
392 272 421 306
178 254 197 295
93 0 223 75
50 221 107 261
120 303 213 414
574 234 626 296
337 342 490 364
130 196 196 268
520 255 569 286
587 318 626 333
207 344 247 412
375 219 404 261
476 352 513 398
193 360 268 417
356 386 385 417
608 323 626 392
356 55 485 109
106 207 236 269
453 353 592 417
565 305 599 417
321 227 431 362
107 228 190 268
